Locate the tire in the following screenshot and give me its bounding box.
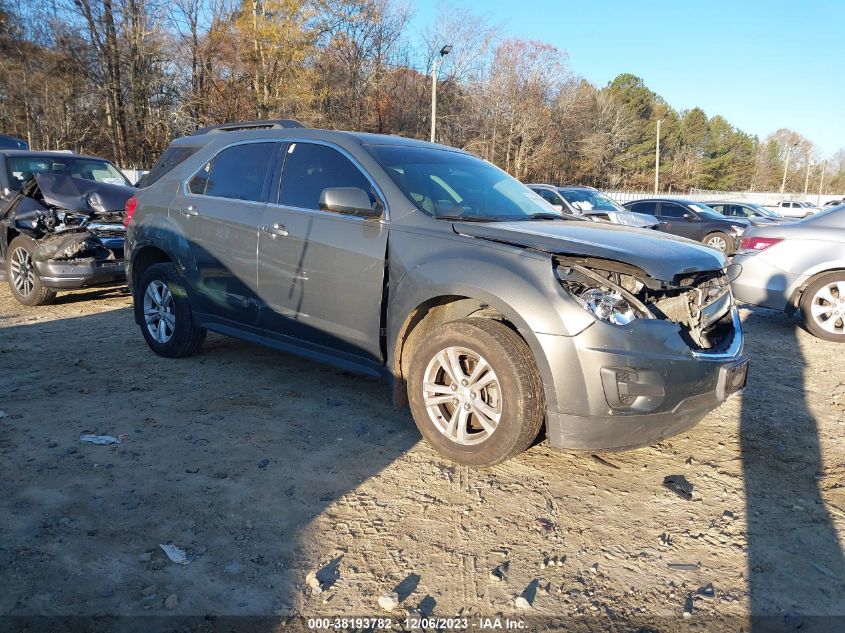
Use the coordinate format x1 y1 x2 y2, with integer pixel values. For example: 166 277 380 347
799 271 845 342
6 236 57 306
407 317 545 466
703 231 730 253
135 262 206 357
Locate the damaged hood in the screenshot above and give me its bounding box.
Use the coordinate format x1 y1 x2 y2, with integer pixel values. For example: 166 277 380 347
453 220 727 281
29 173 135 213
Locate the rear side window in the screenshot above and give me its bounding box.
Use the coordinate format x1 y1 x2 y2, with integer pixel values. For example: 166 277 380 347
279 142 374 211
193 142 276 201
629 201 657 214
140 145 200 188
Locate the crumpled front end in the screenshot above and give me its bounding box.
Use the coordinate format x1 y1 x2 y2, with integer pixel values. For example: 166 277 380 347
5 174 128 288
543 256 747 450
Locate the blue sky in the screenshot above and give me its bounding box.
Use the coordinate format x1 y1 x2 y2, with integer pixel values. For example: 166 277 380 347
410 0 844 157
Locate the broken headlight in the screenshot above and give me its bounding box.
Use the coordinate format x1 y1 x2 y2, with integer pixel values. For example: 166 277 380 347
564 283 645 325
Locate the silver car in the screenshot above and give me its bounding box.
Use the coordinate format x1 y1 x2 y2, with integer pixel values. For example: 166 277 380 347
731 204 845 341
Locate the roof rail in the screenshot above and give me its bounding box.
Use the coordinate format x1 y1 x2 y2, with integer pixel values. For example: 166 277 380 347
192 119 306 135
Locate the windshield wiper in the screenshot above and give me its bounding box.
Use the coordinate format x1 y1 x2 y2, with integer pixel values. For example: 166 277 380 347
435 214 514 222
523 213 565 221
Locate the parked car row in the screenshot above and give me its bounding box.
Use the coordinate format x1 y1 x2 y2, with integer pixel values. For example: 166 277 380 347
1 122 843 466
764 200 820 218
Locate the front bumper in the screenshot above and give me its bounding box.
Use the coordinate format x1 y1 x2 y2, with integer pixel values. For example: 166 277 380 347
539 307 746 451
35 258 126 289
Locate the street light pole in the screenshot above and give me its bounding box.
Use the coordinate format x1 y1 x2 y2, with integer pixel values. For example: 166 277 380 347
780 141 798 195
654 119 661 194
430 45 452 143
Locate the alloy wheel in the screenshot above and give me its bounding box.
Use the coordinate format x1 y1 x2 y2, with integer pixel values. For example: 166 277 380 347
9 246 35 297
422 346 502 445
706 235 728 251
809 280 845 335
143 279 176 344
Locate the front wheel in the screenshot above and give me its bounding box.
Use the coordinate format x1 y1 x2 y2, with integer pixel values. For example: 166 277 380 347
6 236 57 306
135 262 206 357
407 318 545 466
799 272 845 342
703 231 730 253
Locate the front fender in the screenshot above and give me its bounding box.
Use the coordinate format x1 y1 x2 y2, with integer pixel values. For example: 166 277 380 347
387 230 595 414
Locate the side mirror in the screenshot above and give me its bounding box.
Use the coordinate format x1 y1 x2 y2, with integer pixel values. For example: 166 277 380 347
551 203 564 211
682 213 692 219
319 187 381 219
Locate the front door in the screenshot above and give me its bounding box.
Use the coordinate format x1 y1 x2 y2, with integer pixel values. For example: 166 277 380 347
257 141 388 365
658 202 699 240
170 141 279 327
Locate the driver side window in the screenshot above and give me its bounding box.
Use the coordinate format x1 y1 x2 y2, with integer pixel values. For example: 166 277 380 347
659 202 687 218
279 142 380 214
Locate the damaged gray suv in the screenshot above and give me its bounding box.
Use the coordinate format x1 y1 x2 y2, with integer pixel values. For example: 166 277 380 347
126 120 748 465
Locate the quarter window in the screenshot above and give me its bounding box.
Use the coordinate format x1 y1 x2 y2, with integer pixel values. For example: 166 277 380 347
190 142 276 201
279 142 376 212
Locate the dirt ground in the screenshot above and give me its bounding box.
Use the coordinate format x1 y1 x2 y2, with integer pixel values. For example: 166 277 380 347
1 283 844 632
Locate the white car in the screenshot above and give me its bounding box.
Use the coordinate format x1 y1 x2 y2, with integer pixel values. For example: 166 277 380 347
763 200 819 219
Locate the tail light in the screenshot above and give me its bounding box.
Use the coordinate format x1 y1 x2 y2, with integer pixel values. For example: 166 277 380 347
738 236 783 255
124 195 137 227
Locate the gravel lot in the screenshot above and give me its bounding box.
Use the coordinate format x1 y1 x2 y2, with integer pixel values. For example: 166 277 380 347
1 285 843 631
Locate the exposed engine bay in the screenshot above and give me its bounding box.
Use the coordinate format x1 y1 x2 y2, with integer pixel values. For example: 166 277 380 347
556 255 737 352
1 173 129 263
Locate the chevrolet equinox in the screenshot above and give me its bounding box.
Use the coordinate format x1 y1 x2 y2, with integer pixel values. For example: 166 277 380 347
125 120 748 466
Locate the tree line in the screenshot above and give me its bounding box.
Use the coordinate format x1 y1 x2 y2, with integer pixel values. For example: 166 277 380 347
1 0 843 194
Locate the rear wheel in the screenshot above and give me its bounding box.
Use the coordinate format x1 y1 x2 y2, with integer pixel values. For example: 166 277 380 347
6 236 56 306
800 272 845 342
703 231 730 253
135 262 206 357
407 318 545 466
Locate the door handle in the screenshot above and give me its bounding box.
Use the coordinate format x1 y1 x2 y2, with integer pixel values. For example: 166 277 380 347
262 223 289 237
179 205 198 216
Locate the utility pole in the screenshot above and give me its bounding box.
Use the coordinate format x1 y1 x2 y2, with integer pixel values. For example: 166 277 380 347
817 160 827 206
803 153 812 196
430 45 452 143
654 119 661 195
780 141 798 194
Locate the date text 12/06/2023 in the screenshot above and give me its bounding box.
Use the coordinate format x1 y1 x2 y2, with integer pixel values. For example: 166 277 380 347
306 616 528 630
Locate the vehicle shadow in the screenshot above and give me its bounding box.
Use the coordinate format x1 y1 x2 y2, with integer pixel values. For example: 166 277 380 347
0 306 421 630
739 301 845 631
51 285 129 304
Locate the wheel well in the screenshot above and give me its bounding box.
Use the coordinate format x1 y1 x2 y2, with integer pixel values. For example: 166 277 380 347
391 295 518 407
788 267 845 315
131 246 172 291
5 227 20 253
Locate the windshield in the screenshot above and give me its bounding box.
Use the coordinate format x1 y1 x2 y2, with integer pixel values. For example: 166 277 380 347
365 145 564 221
689 203 727 219
558 189 626 213
6 155 131 191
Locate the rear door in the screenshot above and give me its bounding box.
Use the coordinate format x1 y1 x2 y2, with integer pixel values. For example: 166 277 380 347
257 141 388 367
170 141 279 327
